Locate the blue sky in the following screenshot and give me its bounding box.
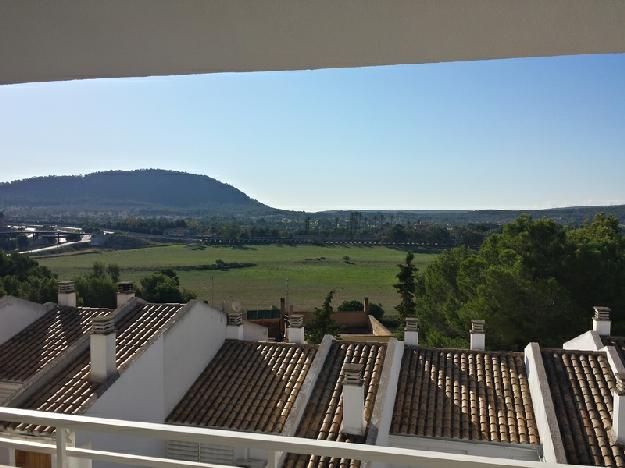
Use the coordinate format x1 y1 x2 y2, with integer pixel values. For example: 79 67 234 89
1 53 624 211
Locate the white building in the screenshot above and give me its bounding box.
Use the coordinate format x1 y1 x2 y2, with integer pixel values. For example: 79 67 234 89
0 282 233 468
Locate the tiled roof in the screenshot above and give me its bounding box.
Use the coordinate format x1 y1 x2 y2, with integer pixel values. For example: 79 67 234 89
390 346 539 446
8 303 185 435
542 349 625 467
283 341 386 468
167 340 317 433
0 306 110 382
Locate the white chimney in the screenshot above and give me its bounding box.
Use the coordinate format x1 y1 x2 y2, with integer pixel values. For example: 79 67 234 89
470 320 486 351
116 281 135 308
613 373 625 443
287 314 305 344
404 317 418 346
57 281 76 307
593 306 612 336
341 362 365 436
90 315 117 383
226 312 244 340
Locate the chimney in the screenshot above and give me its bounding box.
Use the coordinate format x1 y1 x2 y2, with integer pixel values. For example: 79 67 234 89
341 362 365 436
226 311 244 340
404 317 418 345
287 314 305 344
470 320 486 351
90 315 117 382
116 281 135 308
593 306 612 336
364 297 369 314
57 281 76 307
613 373 625 443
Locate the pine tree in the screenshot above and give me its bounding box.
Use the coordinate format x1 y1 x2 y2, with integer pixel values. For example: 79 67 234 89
394 252 417 319
307 290 341 344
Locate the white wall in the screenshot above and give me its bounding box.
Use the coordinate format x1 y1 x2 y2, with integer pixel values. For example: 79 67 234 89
242 320 268 343
282 335 334 437
0 296 50 344
79 301 227 468
371 339 403 447
162 301 227 415
80 337 167 465
524 343 566 464
603 345 625 378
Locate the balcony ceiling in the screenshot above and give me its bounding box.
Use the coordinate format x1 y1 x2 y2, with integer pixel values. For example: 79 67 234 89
1 0 625 85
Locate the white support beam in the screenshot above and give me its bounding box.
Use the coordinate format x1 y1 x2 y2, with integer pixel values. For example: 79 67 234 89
56 428 69 468
1 0 625 85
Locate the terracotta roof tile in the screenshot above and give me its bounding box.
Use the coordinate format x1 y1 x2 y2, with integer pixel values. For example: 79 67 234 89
390 346 538 446
0 306 110 382
167 340 317 433
542 349 625 467
8 303 185 435
283 341 386 468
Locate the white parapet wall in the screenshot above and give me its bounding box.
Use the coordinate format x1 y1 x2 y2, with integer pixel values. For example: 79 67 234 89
282 335 334 437
161 301 227 414
523 342 567 464
242 320 269 342
602 345 625 379
369 339 403 448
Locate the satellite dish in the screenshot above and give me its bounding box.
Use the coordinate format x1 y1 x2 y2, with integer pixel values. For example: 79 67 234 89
231 302 241 312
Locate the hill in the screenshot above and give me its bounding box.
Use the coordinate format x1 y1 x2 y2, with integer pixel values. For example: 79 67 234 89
0 169 276 218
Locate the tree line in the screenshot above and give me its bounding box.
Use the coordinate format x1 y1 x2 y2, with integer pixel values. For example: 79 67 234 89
392 213 625 350
0 253 194 308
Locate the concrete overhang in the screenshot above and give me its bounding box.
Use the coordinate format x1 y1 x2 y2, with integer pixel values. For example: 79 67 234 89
1 0 625 85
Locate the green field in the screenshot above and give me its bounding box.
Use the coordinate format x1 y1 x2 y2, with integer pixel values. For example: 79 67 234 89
37 244 437 312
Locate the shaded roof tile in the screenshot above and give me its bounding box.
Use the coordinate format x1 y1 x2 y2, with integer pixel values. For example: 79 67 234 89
0 306 110 382
542 349 625 467
390 346 539 446
283 341 386 468
167 340 317 433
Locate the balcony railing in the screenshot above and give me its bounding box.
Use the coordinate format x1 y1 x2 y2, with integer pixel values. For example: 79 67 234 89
0 407 573 468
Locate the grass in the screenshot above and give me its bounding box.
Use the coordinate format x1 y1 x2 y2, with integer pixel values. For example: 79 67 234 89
37 244 437 312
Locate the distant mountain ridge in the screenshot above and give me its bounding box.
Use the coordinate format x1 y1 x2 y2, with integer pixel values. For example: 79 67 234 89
1 169 623 225
0 169 276 217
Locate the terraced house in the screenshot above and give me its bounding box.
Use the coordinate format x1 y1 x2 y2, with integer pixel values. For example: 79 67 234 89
0 282 230 468
3 278 625 468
